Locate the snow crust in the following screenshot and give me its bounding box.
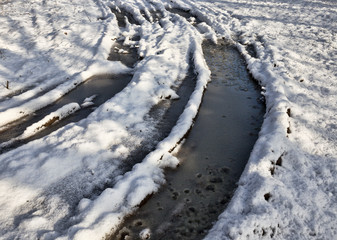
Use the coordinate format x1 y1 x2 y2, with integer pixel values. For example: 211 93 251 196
0 0 336 239
0 102 81 148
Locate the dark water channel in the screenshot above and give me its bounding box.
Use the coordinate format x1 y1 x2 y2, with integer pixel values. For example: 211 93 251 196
109 40 265 240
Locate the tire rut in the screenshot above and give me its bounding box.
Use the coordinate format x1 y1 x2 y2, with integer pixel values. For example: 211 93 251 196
108 11 265 238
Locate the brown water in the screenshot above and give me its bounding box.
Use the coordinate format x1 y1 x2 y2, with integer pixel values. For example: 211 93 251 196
109 40 265 240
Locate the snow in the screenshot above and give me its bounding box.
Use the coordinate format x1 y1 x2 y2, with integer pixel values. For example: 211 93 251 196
139 228 151 239
80 95 96 108
0 0 336 239
0 102 81 148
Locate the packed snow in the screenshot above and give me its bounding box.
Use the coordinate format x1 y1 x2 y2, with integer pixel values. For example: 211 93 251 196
0 102 81 148
0 0 336 239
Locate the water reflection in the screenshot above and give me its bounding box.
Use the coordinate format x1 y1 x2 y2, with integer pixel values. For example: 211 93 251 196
109 40 265 240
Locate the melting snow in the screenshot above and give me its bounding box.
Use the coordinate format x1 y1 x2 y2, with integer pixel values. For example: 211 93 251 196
0 0 336 239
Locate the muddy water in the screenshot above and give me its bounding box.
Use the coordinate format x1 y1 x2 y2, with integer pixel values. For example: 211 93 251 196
0 8 141 152
110 40 265 240
0 39 138 153
119 62 197 174
0 74 133 152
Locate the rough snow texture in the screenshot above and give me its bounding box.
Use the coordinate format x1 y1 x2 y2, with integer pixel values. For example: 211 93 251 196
179 0 336 239
0 0 210 239
0 102 81 148
0 0 336 239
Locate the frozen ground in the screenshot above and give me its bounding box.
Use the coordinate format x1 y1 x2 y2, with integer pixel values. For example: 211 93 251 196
0 0 336 239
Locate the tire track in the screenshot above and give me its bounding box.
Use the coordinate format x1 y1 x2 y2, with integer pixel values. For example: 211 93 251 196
109 10 265 240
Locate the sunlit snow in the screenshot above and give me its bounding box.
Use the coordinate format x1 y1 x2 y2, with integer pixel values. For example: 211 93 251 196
0 0 336 239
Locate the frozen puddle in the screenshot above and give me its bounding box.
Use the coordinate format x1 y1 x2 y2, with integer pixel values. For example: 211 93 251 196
0 73 133 152
0 7 142 153
109 40 265 240
0 47 137 153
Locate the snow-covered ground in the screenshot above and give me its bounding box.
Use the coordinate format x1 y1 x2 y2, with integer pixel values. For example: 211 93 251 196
0 0 336 239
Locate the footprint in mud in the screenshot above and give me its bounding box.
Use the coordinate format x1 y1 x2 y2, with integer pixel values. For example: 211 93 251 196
140 9 164 23
246 43 258 58
110 6 140 27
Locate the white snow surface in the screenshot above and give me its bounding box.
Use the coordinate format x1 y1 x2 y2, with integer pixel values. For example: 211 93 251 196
0 0 336 239
0 102 81 148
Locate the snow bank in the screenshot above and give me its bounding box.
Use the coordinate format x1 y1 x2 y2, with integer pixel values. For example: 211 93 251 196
24 102 80 136
0 102 80 148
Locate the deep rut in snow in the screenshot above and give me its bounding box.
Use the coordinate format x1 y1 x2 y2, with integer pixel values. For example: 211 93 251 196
109 40 265 240
0 7 144 153
0 39 138 153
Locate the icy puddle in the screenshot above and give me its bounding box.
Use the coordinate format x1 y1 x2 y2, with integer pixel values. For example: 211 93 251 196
110 40 265 240
119 62 197 174
0 73 133 152
0 39 138 153
0 7 143 153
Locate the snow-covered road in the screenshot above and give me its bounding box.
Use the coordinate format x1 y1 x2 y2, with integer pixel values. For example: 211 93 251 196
0 0 336 239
